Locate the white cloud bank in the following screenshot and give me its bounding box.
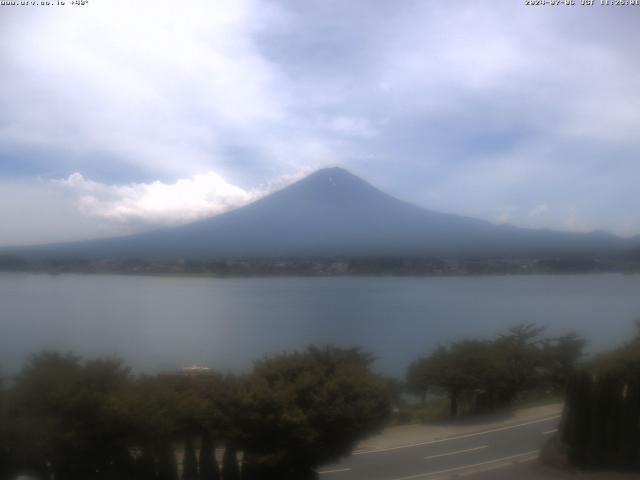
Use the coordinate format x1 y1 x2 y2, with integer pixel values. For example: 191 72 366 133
0 0 349 180
54 172 260 226
0 169 313 246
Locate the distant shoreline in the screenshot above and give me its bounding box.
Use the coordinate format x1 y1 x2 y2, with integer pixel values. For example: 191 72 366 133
2 253 640 278
1 265 639 279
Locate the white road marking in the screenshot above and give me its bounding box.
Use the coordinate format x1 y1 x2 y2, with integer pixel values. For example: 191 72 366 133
318 467 352 475
542 429 558 435
353 415 560 455
390 450 539 480
456 453 538 477
424 445 488 460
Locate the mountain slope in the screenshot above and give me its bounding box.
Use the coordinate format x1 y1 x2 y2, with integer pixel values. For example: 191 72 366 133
11 167 635 259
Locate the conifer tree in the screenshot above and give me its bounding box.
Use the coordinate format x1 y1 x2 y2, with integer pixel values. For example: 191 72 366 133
222 445 241 480
199 432 220 480
562 370 592 467
183 437 199 480
157 442 179 480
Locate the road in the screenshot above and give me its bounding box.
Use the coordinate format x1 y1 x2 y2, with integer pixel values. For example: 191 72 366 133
317 414 561 480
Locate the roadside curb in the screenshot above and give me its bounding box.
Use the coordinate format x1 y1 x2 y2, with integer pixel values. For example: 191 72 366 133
353 404 564 455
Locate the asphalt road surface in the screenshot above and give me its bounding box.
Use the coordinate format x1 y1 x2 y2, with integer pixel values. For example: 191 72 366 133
317 414 561 480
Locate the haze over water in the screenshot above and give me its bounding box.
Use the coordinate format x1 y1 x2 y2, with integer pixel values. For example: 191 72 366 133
2 272 639 377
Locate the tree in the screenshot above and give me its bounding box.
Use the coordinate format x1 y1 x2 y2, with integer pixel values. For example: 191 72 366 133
562 330 640 471
8 352 135 480
123 375 181 479
222 445 241 480
237 346 390 478
540 332 585 393
425 341 503 416
562 369 593 466
407 325 565 417
494 323 545 402
0 372 13 480
2 346 392 479
406 357 437 403
199 431 220 480
157 441 179 480
183 437 199 480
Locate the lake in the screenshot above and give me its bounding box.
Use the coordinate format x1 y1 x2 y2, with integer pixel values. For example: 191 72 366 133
1 273 639 377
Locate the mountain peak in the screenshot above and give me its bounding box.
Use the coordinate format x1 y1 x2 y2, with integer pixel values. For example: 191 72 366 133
302 166 362 184
309 166 353 176
285 167 384 201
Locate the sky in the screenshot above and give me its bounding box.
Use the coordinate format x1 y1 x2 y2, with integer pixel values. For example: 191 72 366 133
1 0 639 246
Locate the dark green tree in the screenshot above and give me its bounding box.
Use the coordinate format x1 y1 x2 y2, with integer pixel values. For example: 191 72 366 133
237 346 390 478
123 375 180 478
183 437 199 480
199 431 220 480
8 352 134 480
618 373 640 469
222 445 241 480
0 372 13 480
562 329 640 471
132 444 157 480
562 369 593 466
494 323 545 403
157 441 179 480
425 341 503 416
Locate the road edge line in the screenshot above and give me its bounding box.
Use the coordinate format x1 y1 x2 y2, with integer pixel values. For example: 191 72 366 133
353 415 560 455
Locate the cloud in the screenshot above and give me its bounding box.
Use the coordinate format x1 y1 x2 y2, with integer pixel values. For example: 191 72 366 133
51 167 315 227
0 169 314 247
328 116 379 139
564 207 593 234
528 204 549 218
53 172 260 226
495 206 518 225
2 0 640 243
0 0 292 179
0 179 117 247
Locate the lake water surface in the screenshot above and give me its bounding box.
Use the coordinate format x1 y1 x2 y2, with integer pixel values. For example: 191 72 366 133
1 273 639 376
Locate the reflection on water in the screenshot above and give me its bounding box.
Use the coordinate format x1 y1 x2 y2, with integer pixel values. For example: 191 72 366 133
1 273 639 376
